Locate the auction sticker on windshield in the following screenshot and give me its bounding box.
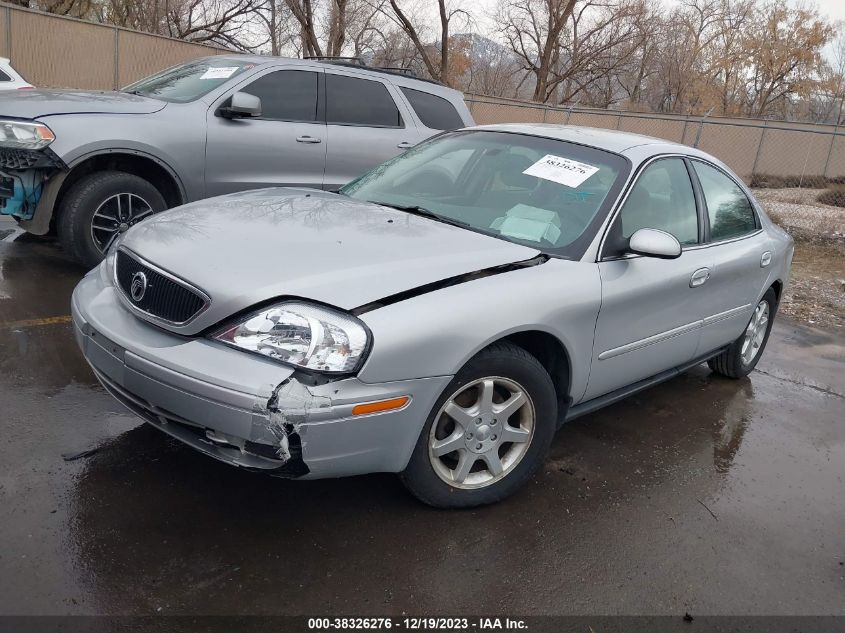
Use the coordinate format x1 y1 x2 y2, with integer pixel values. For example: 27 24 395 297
200 67 240 80
522 154 600 188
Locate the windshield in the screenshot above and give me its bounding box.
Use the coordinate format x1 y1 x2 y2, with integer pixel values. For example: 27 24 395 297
122 59 256 103
341 130 630 258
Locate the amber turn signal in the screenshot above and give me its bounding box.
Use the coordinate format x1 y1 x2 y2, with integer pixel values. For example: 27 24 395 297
351 396 410 416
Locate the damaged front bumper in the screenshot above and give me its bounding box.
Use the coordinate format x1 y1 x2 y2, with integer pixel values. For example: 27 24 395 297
71 268 451 479
0 148 64 222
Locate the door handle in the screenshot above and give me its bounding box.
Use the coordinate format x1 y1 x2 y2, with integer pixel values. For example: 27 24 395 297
397 141 414 149
760 251 772 267
690 267 711 288
296 136 322 144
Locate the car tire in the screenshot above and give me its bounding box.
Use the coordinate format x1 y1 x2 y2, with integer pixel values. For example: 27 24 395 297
58 171 167 268
708 288 778 379
401 342 558 508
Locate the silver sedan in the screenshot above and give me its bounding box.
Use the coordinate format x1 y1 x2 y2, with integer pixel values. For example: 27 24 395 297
71 124 793 507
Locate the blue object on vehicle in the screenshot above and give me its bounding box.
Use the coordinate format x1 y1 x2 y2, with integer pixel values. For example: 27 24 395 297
0 170 43 219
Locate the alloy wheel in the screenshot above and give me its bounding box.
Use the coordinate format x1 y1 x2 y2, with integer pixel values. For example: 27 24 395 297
428 376 535 489
741 300 770 365
90 193 154 253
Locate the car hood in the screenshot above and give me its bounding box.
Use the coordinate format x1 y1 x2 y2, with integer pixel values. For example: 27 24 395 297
0 90 166 119
119 188 541 335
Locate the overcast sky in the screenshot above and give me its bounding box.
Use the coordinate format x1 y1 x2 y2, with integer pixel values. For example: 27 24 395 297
810 0 845 23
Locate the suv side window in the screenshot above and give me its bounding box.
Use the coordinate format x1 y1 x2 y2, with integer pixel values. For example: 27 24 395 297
400 87 464 130
610 158 699 251
326 75 403 127
240 70 318 122
692 161 757 241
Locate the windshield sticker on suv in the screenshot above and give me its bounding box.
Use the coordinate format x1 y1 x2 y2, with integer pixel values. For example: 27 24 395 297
200 67 240 80
522 155 600 188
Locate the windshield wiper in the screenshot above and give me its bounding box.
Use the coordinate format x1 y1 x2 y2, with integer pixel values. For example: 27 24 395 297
371 201 471 229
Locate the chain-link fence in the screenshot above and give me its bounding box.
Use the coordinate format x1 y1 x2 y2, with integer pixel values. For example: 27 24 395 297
466 94 845 239
0 3 233 90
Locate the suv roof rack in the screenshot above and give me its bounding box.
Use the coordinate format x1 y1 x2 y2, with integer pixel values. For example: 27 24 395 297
303 56 442 85
304 56 365 65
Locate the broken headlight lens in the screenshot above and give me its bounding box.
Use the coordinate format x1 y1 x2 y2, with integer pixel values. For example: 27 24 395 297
211 302 370 374
0 120 55 150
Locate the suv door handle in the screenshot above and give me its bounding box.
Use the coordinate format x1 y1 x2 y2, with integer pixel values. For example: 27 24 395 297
397 141 414 149
296 136 321 144
690 267 711 288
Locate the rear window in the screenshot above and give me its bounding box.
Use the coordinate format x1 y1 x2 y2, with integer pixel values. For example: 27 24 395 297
123 59 255 103
400 87 464 130
326 75 403 127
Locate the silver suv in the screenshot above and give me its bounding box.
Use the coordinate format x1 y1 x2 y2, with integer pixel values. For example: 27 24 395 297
0 56 473 266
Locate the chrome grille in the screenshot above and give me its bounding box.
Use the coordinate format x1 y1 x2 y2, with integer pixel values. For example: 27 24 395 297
115 249 208 325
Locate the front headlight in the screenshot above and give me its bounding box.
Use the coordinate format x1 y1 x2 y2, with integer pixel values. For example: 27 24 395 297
0 120 55 150
211 301 370 374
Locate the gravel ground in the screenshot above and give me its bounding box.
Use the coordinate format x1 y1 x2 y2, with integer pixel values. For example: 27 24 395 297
752 188 845 329
752 187 845 240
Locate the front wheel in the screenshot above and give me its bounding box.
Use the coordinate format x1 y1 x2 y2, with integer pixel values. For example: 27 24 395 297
58 171 166 268
401 342 558 508
708 288 777 378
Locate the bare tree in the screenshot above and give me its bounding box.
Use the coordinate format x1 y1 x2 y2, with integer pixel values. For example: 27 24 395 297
383 0 469 86
741 0 833 117
497 0 578 102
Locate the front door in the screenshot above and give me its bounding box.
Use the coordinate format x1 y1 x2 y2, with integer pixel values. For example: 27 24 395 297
205 68 326 197
585 157 712 401
322 71 424 190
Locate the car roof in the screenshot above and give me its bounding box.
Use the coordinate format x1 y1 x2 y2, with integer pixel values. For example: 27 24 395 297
472 123 688 154
208 55 463 99
469 122 741 182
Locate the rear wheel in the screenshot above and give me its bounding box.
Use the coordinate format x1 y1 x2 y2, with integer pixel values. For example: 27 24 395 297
708 288 777 378
401 342 557 508
58 171 166 268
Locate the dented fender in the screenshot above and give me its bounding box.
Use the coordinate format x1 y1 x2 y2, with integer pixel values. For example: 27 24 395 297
247 373 452 479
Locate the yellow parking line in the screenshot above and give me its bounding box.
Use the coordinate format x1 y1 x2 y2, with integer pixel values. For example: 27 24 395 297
1 315 73 329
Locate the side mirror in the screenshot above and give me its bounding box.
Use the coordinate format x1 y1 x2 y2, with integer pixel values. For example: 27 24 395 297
219 91 261 118
628 228 682 259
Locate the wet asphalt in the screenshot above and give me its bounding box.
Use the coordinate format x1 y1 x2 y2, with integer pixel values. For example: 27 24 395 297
0 221 843 616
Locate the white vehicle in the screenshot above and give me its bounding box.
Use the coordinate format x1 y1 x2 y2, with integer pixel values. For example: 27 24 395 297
0 58 33 90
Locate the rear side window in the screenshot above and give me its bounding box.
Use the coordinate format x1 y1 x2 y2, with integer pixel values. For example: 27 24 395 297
0 71 10 82
326 75 403 127
693 162 757 241
400 87 464 130
240 70 318 122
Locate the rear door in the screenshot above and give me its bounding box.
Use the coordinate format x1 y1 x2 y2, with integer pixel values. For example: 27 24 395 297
585 157 712 401
689 159 773 356
322 71 425 190
205 67 326 196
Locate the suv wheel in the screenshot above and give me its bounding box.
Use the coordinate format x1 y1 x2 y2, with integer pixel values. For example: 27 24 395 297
58 171 166 268
708 288 777 379
401 342 557 508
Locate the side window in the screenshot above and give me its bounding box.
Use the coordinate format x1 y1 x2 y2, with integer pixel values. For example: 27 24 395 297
240 70 318 122
693 162 757 241
326 75 403 127
0 70 10 82
400 87 464 130
612 158 699 249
